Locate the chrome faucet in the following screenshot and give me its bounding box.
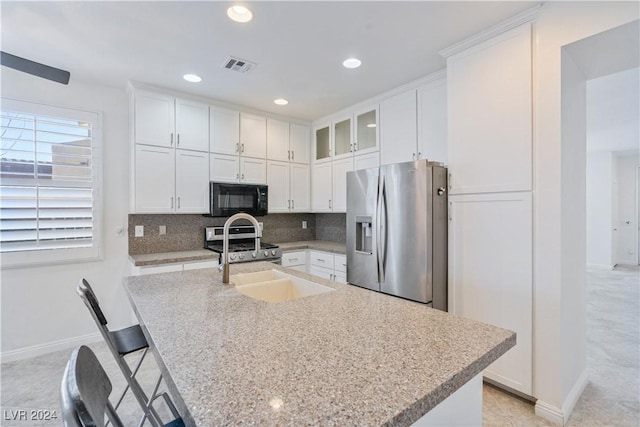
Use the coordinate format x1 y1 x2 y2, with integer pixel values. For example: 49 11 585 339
218 213 261 284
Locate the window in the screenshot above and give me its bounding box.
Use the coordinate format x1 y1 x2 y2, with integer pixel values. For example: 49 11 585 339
0 98 102 267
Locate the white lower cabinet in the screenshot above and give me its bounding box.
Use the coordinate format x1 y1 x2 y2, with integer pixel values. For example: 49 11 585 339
131 259 218 276
281 250 307 273
309 250 347 283
210 153 266 184
267 161 310 213
448 192 532 395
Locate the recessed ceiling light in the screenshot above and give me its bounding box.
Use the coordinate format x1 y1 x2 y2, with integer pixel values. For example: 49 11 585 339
274 98 288 106
227 5 253 23
366 123 376 128
342 58 362 69
183 74 202 83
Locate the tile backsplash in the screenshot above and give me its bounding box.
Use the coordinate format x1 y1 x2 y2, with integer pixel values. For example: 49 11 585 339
128 213 345 255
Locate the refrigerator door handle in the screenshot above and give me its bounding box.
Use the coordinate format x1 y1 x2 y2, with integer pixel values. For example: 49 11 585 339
376 175 386 284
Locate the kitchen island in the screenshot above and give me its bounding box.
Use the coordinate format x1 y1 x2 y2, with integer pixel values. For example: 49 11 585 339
124 262 515 426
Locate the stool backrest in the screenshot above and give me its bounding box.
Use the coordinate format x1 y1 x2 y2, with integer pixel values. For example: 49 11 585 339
78 279 107 326
60 345 124 427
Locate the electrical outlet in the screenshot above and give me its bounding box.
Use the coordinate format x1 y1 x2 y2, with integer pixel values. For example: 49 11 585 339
159 225 166 236
134 225 144 237
302 221 307 229
114 226 125 237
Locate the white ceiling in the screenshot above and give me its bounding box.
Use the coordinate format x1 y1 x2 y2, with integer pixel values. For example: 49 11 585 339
1 1 538 121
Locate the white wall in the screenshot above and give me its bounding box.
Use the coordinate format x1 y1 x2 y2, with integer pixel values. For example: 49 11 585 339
615 152 640 265
1 68 132 361
533 1 639 423
586 152 615 268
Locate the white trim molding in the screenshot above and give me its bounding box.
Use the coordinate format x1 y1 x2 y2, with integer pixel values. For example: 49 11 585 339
439 4 541 58
1 332 101 363
534 369 589 426
587 263 615 270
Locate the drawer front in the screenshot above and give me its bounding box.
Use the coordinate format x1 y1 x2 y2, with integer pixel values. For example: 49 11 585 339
282 250 306 267
334 254 347 273
334 271 347 283
309 265 333 280
309 250 334 269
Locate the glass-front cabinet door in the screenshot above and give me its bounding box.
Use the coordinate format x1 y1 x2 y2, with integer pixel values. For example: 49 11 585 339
314 123 331 162
333 116 352 159
354 105 379 155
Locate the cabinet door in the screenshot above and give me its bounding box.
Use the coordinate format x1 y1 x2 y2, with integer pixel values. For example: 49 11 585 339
267 160 290 213
311 162 332 212
240 157 266 184
354 106 379 155
134 145 175 213
353 151 380 172
240 113 267 158
175 98 209 152
447 23 531 194
176 150 209 213
332 157 353 213
417 78 447 164
380 89 418 165
290 163 310 212
309 265 333 281
134 92 174 148
333 116 353 160
289 124 310 164
313 123 331 163
210 107 240 155
448 192 532 395
266 119 290 162
210 153 239 183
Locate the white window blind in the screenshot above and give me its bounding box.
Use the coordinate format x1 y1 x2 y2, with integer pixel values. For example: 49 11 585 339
0 98 102 267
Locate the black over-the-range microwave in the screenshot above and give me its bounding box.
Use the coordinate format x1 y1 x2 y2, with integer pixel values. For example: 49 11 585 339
209 182 268 217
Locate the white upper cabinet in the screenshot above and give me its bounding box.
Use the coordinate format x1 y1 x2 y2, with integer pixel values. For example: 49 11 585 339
380 90 418 165
210 106 240 155
290 163 310 212
447 23 532 194
289 123 311 164
332 115 353 160
417 78 447 164
353 106 379 156
240 113 267 158
134 145 175 212
240 157 267 184
175 150 209 213
311 161 332 212
266 161 310 213
313 122 332 163
210 153 240 182
266 119 290 162
331 157 353 212
175 98 209 152
134 91 175 148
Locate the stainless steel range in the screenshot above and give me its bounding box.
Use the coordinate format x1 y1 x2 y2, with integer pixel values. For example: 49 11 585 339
205 225 282 264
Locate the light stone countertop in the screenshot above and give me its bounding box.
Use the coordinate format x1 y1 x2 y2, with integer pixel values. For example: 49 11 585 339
123 262 515 427
129 241 345 266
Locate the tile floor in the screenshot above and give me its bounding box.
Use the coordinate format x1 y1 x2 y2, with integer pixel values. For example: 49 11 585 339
1 266 638 426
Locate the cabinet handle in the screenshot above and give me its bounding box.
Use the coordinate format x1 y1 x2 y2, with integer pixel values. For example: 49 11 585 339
417 152 421 158
449 173 452 190
292 199 294 210
291 150 294 161
354 142 358 151
412 153 416 160
448 201 452 221
171 197 174 209
236 173 240 180
316 258 325 262
170 133 174 147
177 197 181 209
177 133 180 146
242 143 245 153
329 199 332 209
236 143 239 153
290 257 298 262
350 143 353 152
241 173 245 181
288 200 291 209
288 150 291 160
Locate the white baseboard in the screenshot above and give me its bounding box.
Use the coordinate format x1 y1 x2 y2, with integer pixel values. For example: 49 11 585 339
534 369 588 426
535 400 564 425
562 369 589 423
586 263 615 270
1 332 101 364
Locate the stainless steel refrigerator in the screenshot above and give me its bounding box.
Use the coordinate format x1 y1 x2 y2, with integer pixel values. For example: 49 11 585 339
346 160 448 311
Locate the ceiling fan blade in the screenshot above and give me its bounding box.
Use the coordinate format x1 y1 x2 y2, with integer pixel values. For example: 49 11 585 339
1 51 70 85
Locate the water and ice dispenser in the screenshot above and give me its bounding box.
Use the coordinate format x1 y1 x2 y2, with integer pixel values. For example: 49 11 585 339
355 216 372 254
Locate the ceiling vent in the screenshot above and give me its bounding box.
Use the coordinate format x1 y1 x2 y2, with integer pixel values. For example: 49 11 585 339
222 56 256 73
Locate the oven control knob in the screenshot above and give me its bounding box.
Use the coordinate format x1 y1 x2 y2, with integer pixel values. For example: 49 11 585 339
230 254 236 260
252 252 257 259
271 250 277 256
238 253 245 260
264 251 269 257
